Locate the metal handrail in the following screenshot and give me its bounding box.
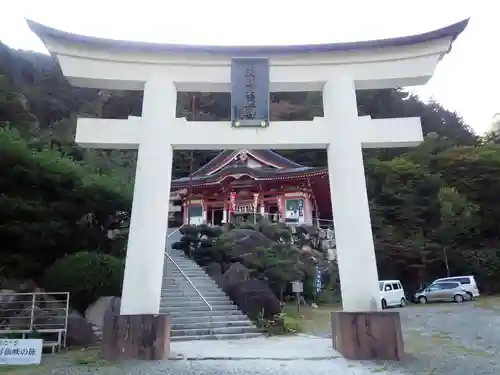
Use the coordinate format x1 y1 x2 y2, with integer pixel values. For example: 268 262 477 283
0 291 69 350
164 251 212 311
165 231 213 311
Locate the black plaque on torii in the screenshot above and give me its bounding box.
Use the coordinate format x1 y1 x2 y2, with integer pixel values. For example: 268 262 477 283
231 58 270 128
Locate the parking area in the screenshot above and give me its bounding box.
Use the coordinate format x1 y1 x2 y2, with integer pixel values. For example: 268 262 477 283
379 297 500 374
294 296 500 374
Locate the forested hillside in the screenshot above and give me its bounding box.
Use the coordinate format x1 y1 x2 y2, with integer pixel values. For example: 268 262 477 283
2 41 500 295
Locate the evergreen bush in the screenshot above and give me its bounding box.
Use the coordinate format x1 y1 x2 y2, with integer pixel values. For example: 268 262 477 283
41 251 124 312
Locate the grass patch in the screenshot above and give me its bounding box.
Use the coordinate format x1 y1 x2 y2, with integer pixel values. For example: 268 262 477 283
404 330 453 355
473 295 500 311
282 302 340 334
451 344 493 357
0 349 109 375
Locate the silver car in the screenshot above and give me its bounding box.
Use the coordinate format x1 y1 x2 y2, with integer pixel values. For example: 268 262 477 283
414 281 469 304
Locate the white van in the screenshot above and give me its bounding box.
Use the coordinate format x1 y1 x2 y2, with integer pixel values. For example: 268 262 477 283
432 276 479 300
379 280 407 309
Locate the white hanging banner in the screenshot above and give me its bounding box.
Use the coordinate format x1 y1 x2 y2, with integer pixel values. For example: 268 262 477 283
252 193 259 214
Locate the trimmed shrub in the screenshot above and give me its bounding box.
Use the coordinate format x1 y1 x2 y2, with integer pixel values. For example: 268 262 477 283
41 251 124 312
256 312 302 335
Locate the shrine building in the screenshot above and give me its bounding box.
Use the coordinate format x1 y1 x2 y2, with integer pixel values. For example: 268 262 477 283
170 148 331 226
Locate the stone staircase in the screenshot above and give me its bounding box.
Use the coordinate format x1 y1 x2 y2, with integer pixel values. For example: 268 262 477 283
161 228 261 341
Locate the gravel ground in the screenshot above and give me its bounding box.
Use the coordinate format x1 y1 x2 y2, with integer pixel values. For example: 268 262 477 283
20 359 403 375
351 298 500 375
391 299 500 375
301 298 500 374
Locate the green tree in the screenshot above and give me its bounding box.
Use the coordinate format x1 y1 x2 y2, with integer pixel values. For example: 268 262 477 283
0 127 132 279
0 74 38 137
437 186 480 276
438 145 500 241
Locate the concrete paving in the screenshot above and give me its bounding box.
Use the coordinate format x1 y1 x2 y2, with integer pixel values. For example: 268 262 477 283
170 334 338 360
167 335 403 375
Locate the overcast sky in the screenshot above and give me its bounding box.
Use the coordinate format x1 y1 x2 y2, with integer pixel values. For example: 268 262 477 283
1 1 497 134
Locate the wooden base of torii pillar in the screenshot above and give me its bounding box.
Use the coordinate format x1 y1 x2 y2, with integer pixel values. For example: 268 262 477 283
331 311 404 360
102 314 171 360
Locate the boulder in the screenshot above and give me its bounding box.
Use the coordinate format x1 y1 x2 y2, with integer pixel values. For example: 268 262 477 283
0 289 21 307
205 262 222 278
8 306 65 330
0 279 38 293
225 279 281 319
221 262 250 288
85 296 121 328
66 311 95 347
0 290 27 323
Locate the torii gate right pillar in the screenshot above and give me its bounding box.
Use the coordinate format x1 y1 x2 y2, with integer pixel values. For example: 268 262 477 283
324 76 404 360
324 76 381 312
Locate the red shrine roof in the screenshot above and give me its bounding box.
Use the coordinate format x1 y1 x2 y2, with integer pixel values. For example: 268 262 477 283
171 149 327 189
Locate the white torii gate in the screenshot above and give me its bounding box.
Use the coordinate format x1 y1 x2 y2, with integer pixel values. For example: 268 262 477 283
28 19 468 319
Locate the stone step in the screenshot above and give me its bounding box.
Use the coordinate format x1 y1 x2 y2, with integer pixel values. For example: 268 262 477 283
160 304 237 312
169 314 250 324
161 287 224 294
164 269 212 274
171 326 260 337
166 275 213 280
161 292 227 302
163 309 244 318
164 283 219 290
160 303 235 310
164 272 215 283
165 267 207 273
161 290 223 297
161 296 230 302
160 299 233 306
171 320 253 330
171 332 262 342
161 287 225 294
166 268 207 274
165 281 220 287
162 276 217 283
165 258 199 263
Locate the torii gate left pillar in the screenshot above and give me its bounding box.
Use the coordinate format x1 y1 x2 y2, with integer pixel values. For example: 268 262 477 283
120 75 176 316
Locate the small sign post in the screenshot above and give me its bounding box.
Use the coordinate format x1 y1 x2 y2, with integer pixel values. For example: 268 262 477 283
291 280 303 313
0 339 43 366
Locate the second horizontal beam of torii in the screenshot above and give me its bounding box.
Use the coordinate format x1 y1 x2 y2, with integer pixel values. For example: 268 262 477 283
75 115 423 150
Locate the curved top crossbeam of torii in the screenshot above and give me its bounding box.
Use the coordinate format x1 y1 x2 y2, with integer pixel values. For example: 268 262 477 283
26 18 469 92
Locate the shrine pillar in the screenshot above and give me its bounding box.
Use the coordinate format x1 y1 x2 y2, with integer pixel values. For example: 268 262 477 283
182 202 189 225
202 199 208 224
222 204 228 223
278 196 285 223
304 194 313 225
323 76 381 312
120 75 174 315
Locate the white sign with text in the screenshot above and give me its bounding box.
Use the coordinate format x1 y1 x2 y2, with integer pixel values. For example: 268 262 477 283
0 339 43 365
